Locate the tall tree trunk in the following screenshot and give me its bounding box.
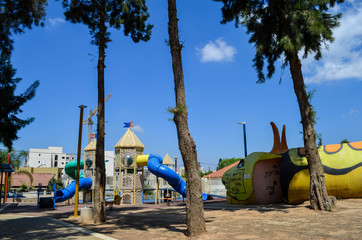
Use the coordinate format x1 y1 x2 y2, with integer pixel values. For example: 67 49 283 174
94 0 106 223
167 0 206 236
289 53 334 211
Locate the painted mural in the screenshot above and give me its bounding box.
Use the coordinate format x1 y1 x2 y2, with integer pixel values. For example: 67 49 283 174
222 122 362 205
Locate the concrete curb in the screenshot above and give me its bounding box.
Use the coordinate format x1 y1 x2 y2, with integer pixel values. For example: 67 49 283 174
0 214 117 240
48 217 117 240
0 203 18 213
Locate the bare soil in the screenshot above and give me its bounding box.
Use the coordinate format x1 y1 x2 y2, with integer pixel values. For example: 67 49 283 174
3 198 362 239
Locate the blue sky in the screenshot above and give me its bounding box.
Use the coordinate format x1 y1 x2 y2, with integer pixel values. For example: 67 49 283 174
7 0 362 170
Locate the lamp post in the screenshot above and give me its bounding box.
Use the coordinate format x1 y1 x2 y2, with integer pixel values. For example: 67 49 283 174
73 105 87 217
237 122 247 157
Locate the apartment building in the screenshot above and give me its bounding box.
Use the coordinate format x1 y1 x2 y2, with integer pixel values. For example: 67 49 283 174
27 147 76 174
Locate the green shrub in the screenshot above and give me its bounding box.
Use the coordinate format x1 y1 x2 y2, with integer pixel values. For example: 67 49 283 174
47 178 64 192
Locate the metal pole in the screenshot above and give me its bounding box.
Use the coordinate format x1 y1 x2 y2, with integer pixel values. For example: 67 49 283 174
243 123 247 157
237 122 248 158
73 105 86 217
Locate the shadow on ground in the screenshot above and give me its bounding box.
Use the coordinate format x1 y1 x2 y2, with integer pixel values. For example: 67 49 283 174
0 216 95 240
63 206 189 236
1 199 308 238
202 199 309 214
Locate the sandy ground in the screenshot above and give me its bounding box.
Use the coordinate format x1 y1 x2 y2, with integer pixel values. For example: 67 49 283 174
3 198 362 239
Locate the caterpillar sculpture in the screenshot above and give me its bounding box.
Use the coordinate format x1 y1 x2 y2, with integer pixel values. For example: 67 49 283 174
222 122 362 204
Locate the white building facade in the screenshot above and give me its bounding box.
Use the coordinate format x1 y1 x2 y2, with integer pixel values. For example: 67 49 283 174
28 147 76 174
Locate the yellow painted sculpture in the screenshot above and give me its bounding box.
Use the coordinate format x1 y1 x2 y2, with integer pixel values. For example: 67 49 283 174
223 122 362 204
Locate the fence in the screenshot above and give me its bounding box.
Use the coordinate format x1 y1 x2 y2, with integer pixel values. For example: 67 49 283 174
202 177 226 197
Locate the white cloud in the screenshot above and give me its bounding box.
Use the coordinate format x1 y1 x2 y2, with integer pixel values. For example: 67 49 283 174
48 17 65 27
342 107 360 118
197 38 237 62
132 124 144 133
303 3 362 84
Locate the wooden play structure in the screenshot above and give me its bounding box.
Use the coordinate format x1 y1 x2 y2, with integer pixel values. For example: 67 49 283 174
82 127 181 205
113 128 145 204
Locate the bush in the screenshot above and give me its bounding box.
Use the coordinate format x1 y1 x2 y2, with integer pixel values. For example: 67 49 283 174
47 178 64 192
144 189 154 196
17 184 34 192
217 158 241 170
200 170 213 178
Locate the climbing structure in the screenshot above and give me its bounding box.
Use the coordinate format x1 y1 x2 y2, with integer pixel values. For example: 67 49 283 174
113 128 145 204
83 139 97 202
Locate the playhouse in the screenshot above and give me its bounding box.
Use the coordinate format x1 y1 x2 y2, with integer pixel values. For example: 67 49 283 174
81 128 145 204
78 127 181 205
113 128 145 204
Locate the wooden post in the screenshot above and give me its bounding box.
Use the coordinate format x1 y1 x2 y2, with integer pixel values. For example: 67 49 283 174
155 176 159 204
0 169 3 206
174 157 177 201
73 105 86 217
4 154 10 203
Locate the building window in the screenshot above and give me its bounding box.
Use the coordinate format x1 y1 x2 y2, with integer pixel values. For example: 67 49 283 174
39 154 41 156
55 155 58 160
38 161 40 163
66 157 69 159
62 157 65 159
54 162 58 167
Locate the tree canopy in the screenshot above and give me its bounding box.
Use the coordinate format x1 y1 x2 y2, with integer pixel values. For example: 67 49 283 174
215 0 343 82
200 170 213 178
0 61 39 150
0 0 47 56
0 149 28 169
61 0 153 47
61 0 152 223
217 157 240 170
215 0 344 211
0 0 47 150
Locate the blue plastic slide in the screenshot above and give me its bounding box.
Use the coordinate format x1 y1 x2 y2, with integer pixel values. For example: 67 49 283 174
147 154 208 201
53 159 93 202
54 177 92 202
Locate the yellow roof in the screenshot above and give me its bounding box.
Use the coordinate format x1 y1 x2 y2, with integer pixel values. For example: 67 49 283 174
163 153 175 165
84 139 97 151
114 128 145 148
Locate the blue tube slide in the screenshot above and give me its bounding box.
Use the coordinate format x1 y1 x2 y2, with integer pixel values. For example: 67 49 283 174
147 154 208 201
54 177 92 202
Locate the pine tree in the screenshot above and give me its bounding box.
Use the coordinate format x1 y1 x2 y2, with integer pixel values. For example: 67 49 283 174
215 0 343 210
0 0 47 150
168 0 206 236
61 0 152 223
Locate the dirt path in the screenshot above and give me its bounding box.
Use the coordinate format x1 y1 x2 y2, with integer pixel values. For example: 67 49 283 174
3 198 362 239
61 198 362 239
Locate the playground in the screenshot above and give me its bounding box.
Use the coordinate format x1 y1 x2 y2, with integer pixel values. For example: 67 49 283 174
1 198 362 239
2 124 361 239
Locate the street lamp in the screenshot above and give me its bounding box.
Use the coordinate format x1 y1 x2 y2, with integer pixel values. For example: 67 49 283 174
237 122 247 157
73 105 87 217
